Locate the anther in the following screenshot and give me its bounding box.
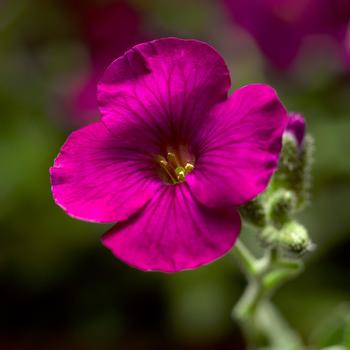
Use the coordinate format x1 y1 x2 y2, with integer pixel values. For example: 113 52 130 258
167 152 177 162
155 148 195 184
175 167 185 182
157 157 177 184
159 159 168 167
184 163 194 173
167 152 179 168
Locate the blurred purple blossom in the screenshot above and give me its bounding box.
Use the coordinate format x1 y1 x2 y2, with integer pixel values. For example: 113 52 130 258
223 0 350 70
66 0 146 124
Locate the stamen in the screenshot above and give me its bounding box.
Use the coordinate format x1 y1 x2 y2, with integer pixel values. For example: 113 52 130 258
184 163 194 173
157 156 177 184
175 167 185 182
167 152 180 169
167 152 177 163
155 148 195 184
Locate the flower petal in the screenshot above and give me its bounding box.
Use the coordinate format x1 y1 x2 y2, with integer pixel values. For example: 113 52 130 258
102 184 240 272
97 38 231 146
188 84 288 207
50 122 160 223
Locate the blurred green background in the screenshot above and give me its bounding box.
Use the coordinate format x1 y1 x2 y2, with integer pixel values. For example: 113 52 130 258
1 0 350 349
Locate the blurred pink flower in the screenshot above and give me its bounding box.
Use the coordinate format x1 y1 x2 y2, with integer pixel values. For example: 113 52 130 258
50 38 287 272
223 0 350 69
286 112 306 147
67 0 145 124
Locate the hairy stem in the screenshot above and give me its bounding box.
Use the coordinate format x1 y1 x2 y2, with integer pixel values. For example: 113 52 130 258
232 239 304 350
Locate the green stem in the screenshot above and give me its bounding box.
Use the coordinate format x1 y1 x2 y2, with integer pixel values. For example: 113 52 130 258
232 239 304 350
256 301 302 350
233 279 262 320
232 239 260 276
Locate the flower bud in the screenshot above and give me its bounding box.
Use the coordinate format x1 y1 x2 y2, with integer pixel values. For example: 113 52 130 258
286 112 306 148
260 225 279 247
267 190 296 228
260 221 313 255
278 221 313 255
240 197 266 228
271 113 313 209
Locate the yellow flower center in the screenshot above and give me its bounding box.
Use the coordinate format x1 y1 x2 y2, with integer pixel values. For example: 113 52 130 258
156 147 195 184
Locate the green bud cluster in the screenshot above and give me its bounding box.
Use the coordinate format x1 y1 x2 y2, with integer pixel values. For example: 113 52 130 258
240 130 314 256
272 133 314 210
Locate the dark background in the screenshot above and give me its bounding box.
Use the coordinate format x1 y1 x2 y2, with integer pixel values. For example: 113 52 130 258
1 0 350 349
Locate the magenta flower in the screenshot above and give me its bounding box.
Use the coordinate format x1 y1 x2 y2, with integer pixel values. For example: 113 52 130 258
223 0 350 70
51 38 288 272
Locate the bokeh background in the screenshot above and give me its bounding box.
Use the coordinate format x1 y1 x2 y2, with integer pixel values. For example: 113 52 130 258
1 0 350 349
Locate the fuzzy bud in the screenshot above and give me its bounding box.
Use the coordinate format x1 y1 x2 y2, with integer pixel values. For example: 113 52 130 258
267 190 296 228
286 112 306 148
261 221 313 255
279 221 312 255
260 225 279 247
240 197 266 227
271 113 313 210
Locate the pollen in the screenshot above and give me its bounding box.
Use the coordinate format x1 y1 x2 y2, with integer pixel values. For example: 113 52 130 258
156 149 195 184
